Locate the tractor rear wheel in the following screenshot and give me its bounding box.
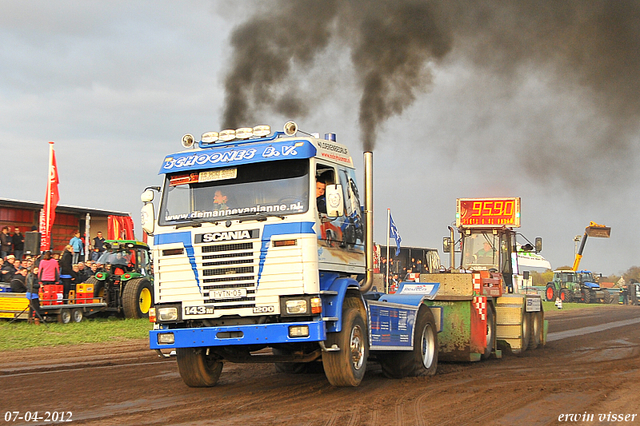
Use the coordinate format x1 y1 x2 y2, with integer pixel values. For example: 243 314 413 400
177 347 223 387
560 288 572 303
122 278 153 319
545 284 556 301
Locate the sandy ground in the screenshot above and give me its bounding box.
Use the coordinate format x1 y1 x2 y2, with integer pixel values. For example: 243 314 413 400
1 304 640 426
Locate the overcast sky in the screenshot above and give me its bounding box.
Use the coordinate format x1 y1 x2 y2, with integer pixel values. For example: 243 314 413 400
2 1 639 276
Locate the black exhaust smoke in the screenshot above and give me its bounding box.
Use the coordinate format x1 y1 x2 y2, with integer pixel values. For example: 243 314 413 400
221 0 640 183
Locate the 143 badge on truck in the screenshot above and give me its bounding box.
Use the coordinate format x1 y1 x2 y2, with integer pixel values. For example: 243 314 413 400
184 305 215 315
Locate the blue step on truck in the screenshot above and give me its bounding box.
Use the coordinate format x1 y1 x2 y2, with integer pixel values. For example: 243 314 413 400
141 122 442 387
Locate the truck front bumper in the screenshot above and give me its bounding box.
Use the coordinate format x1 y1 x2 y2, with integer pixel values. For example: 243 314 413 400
150 320 327 349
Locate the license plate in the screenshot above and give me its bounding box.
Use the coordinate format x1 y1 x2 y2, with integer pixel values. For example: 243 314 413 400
209 288 247 300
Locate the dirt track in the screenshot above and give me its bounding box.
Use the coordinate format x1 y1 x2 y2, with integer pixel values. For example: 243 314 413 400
1 305 640 426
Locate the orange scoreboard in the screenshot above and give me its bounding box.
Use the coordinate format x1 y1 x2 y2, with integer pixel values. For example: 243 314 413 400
456 197 521 228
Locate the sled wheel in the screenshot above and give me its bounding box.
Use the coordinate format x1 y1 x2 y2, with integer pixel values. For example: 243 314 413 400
520 312 530 352
482 303 496 360
529 311 542 349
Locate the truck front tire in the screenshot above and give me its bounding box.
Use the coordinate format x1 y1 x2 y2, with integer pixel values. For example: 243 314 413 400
322 297 368 387
177 347 223 387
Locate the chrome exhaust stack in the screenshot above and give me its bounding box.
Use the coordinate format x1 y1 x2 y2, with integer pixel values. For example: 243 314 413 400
360 151 374 293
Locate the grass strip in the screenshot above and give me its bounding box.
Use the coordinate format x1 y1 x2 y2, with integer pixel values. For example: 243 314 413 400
0 317 152 351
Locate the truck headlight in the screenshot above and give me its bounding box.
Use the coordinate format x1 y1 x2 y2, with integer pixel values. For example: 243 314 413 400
157 307 179 321
157 333 175 344
285 299 308 315
289 325 309 338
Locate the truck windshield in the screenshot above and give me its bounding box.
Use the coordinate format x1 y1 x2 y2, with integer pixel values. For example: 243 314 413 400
159 159 309 225
462 232 500 270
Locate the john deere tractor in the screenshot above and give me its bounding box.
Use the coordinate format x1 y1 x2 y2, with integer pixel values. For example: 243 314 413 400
86 240 153 318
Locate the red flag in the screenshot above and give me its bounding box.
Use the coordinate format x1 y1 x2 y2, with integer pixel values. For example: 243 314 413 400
40 142 59 251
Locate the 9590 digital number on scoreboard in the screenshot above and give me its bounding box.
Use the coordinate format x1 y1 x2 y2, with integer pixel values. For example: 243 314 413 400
456 197 521 228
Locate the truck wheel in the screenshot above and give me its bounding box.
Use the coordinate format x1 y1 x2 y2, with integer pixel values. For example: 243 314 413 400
582 289 591 304
58 308 71 324
529 311 542 349
72 308 83 323
603 291 611 304
322 297 368 386
545 284 556 301
482 304 496 360
176 347 223 387
273 347 308 374
560 289 572 303
378 306 438 378
122 278 153 319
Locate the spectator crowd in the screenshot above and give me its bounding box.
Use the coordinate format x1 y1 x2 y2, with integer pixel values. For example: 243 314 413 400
0 226 108 323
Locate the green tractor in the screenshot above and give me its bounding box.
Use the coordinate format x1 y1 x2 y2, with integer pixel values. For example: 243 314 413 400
545 270 610 304
86 240 153 318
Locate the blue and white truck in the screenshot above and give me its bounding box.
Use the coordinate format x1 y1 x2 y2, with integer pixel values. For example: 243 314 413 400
141 122 441 387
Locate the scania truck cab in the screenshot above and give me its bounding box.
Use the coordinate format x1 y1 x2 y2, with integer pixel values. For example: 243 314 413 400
142 123 440 387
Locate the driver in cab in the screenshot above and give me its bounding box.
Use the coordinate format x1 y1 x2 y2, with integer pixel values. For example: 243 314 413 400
475 241 494 264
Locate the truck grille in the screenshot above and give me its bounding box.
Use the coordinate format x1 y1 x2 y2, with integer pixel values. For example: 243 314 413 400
201 242 256 309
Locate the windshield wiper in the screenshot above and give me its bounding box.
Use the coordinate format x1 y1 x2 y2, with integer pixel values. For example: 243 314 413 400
237 212 285 222
175 222 201 229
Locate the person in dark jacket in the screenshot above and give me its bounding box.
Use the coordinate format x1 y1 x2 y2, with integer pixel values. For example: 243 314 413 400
59 245 74 299
11 228 24 260
26 265 41 323
1 254 17 283
10 268 27 292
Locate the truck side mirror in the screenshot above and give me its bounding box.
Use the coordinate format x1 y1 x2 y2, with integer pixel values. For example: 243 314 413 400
443 237 452 253
325 184 344 217
535 237 543 253
141 203 155 236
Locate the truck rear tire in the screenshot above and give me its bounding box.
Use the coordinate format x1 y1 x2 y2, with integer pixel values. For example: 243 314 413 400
322 297 368 387
122 278 153 319
176 347 223 387
378 306 438 378
545 284 556 302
